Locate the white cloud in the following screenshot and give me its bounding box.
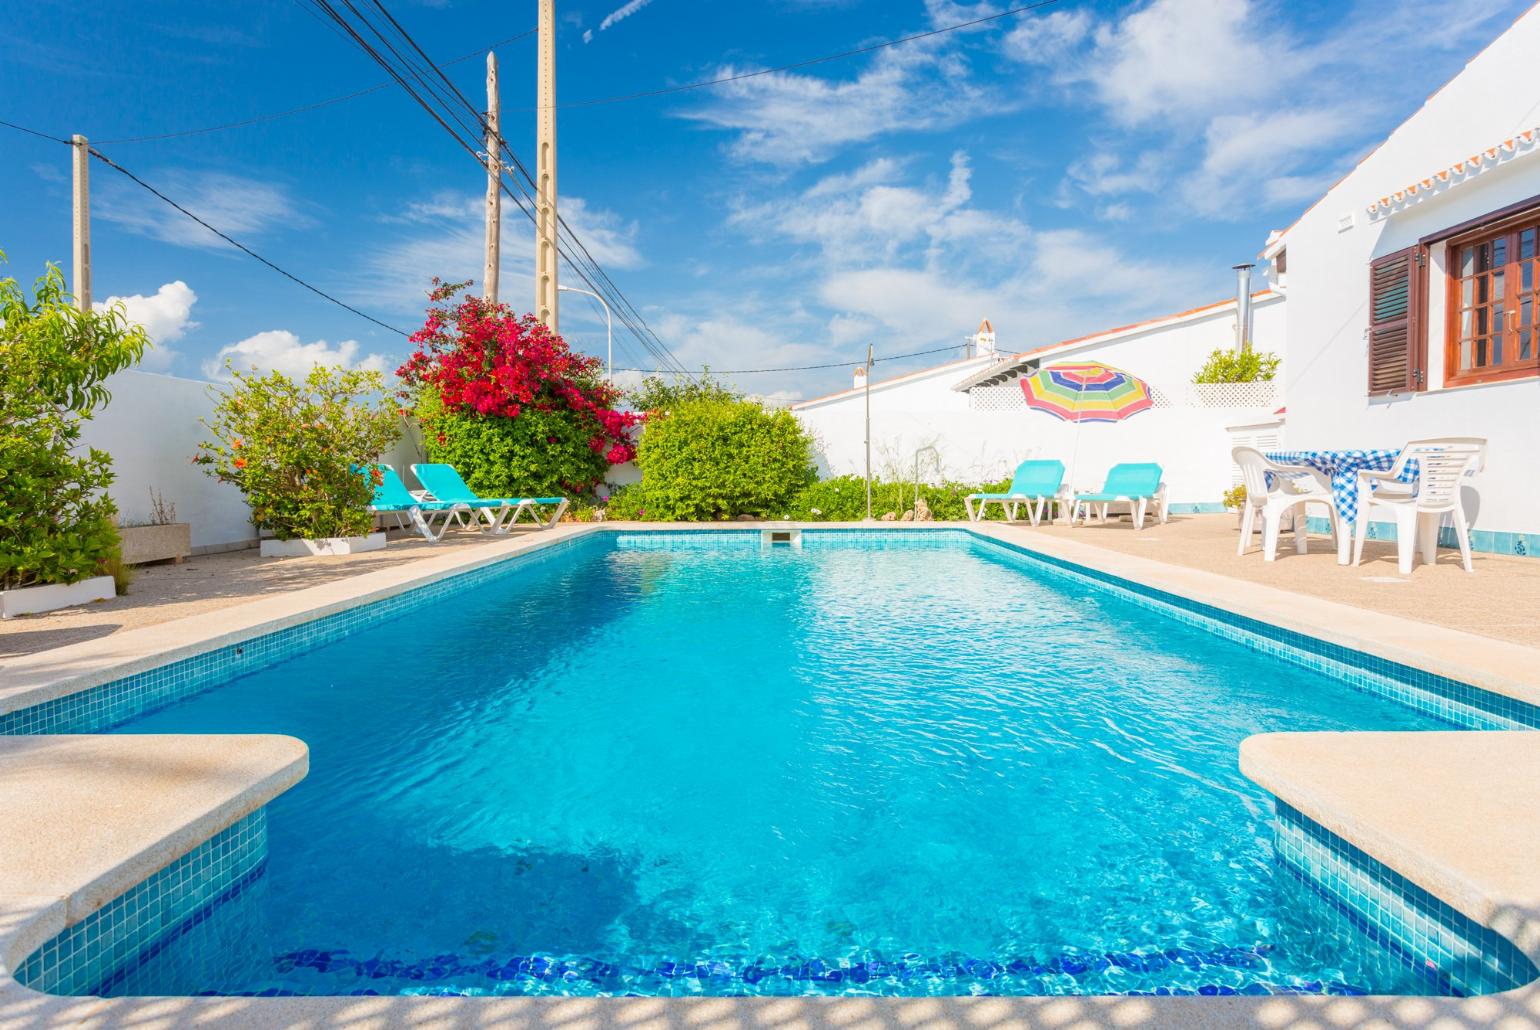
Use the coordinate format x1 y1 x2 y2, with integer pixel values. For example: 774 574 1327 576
356 190 642 314
1014 0 1522 221
98 170 303 249
1001 9 1092 65
681 36 1005 166
94 281 197 372
203 330 387 380
598 0 655 32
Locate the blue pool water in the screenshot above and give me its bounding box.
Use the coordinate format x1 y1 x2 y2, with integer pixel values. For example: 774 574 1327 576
109 531 1468 997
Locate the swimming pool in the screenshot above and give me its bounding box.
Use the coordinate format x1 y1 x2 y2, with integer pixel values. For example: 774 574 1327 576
25 530 1539 998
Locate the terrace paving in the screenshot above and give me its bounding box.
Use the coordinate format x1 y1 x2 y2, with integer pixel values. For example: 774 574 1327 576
0 530 516 660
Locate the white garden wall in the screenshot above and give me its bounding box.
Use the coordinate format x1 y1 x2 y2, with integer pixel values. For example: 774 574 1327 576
82 371 255 551
793 293 1287 508
798 404 1268 511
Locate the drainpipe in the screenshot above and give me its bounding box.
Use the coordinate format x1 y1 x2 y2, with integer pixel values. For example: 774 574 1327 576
1232 263 1254 352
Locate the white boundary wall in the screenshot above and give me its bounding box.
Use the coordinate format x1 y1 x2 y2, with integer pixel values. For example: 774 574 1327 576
1277 8 1540 535
81 371 256 551
794 295 1286 506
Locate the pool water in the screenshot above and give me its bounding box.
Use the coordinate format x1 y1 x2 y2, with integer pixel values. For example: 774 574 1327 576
112 531 1460 997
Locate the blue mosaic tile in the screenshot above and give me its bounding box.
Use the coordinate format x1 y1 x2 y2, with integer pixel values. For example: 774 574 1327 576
1303 516 1537 559
15 810 268 997
1272 803 1536 997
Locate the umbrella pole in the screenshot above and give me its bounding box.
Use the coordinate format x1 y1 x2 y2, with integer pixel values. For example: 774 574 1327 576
1063 380 1086 524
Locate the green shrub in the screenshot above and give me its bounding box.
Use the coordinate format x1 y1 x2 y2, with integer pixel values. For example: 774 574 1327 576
1193 348 1281 383
620 399 816 520
417 390 613 500
196 364 401 541
0 256 149 590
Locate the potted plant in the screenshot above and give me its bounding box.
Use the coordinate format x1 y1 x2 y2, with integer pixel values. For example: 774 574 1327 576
116 488 192 565
0 255 150 618
1222 485 1251 530
196 363 401 557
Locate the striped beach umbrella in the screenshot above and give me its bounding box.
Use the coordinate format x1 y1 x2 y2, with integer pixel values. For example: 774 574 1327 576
1019 362 1154 424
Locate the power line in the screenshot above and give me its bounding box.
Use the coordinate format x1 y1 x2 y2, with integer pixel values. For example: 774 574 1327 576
90 147 411 337
0 116 412 335
615 343 970 376
93 28 536 144
303 0 695 377
534 0 1066 110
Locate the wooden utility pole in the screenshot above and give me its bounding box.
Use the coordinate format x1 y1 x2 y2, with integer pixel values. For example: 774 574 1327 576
71 134 91 311
535 0 559 332
483 52 501 305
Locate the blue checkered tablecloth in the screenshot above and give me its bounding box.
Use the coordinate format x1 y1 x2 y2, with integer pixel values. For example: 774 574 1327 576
1264 449 1415 523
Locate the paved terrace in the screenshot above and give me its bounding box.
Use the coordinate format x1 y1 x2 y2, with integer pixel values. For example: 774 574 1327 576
3 514 1537 660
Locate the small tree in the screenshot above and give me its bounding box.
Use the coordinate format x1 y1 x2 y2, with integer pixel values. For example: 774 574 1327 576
626 368 741 414
1193 348 1281 383
196 364 401 541
0 256 148 590
399 281 639 497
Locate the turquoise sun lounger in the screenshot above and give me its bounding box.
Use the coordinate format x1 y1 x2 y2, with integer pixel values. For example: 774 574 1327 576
964 460 1066 525
1071 462 1167 530
363 464 471 543
411 463 570 532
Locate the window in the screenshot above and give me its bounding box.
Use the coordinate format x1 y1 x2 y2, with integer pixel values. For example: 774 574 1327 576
1445 212 1540 386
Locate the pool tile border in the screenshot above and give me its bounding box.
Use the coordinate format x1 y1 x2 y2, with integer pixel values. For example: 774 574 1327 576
15 811 268 997
1272 802 1536 997
965 530 1540 731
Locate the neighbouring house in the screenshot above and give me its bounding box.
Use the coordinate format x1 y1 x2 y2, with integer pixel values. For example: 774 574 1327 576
793 289 1286 509
1262 4 1540 555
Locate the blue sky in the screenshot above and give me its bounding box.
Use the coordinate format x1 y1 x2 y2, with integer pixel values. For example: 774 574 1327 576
2 0 1530 402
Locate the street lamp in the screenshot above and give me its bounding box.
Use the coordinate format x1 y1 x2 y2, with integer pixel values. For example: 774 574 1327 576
558 284 613 383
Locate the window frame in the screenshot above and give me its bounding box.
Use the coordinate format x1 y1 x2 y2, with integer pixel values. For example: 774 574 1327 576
1437 203 1540 388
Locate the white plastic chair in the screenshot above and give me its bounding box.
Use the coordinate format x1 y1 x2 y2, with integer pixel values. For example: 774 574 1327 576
1352 438 1486 574
1232 447 1337 561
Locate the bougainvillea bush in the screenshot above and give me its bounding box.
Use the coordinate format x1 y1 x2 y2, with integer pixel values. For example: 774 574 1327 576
399 281 638 499
604 398 816 521
196 364 400 541
0 256 147 590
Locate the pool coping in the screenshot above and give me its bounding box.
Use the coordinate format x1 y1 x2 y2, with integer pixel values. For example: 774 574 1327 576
1 521 1538 1027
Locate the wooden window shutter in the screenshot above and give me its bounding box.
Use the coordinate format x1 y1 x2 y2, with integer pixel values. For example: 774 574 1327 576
1367 246 1426 394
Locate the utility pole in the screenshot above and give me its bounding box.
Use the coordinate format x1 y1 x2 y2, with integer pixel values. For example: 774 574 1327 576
71 134 91 311
483 53 501 306
863 343 874 521
535 0 559 332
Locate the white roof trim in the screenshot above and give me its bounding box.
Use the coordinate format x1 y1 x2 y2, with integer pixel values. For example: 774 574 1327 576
1367 128 1540 220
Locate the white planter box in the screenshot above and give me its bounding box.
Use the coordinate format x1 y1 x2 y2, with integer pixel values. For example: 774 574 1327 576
1 575 116 619
259 532 387 558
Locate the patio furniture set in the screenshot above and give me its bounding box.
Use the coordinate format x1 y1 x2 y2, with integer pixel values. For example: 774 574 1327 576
1233 440 1485 574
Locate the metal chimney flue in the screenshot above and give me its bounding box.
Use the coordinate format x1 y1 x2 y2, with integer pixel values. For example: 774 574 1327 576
1232 263 1254 352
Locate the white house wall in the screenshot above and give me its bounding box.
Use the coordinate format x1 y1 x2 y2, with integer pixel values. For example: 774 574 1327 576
1279 6 1540 537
